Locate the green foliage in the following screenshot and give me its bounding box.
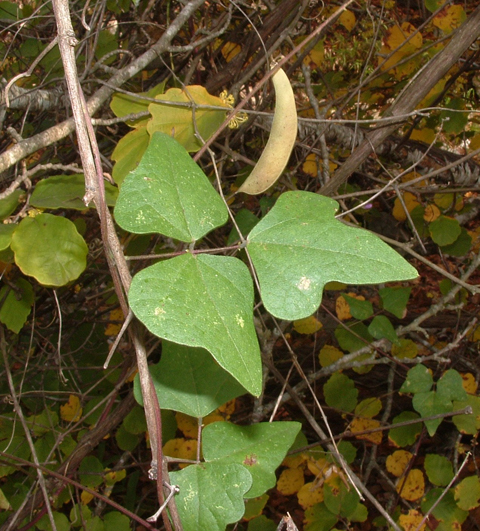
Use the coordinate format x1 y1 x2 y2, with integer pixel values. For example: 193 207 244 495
0 277 34 333
10 213 88 286
134 341 247 417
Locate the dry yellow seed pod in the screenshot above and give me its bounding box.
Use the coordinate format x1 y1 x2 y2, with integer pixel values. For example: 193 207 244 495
237 67 297 195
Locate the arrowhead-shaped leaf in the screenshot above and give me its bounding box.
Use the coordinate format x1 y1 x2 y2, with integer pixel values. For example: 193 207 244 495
247 192 417 320
133 340 247 417
11 214 88 287
170 463 252 531
202 421 301 498
114 132 228 242
128 253 262 395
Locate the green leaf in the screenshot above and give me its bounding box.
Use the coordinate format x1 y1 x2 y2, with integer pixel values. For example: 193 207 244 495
103 512 130 531
0 1 21 20
452 395 480 435
111 125 150 185
421 488 468 525
247 515 277 531
429 216 461 246
400 364 433 394
354 397 382 418
110 82 165 125
79 456 104 488
388 411 422 447
367 315 399 344
11 214 88 286
0 224 16 251
412 390 452 436
134 340 246 417
122 406 147 435
323 373 358 413
304 503 338 531
147 85 229 152
324 477 360 518
202 421 301 498
30 174 118 210
115 132 228 242
379 287 411 318
440 98 469 134
170 463 252 531
454 475 480 510
36 512 70 531
0 190 22 220
0 277 34 333
247 192 417 320
342 294 373 320
128 253 262 396
440 227 472 256
437 370 467 402
391 338 418 359
424 454 454 487
335 322 373 353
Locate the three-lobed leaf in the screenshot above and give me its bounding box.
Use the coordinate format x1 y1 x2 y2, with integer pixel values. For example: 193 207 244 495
247 192 417 320
128 253 262 396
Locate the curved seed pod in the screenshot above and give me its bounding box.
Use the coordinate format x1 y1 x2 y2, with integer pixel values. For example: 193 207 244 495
237 67 297 195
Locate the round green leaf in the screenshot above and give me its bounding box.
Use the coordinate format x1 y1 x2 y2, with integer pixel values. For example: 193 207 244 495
114 132 228 242
454 475 480 510
379 286 411 318
0 223 17 251
424 454 454 487
437 369 467 402
0 190 22 220
429 215 461 246
11 214 88 286
78 456 104 488
440 227 472 256
388 411 422 447
323 373 358 413
170 463 252 531
452 395 480 434
247 192 417 320
368 315 399 344
400 364 433 394
128 253 262 396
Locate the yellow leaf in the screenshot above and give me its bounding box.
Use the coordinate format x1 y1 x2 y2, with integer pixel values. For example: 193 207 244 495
105 468 126 485
318 344 344 367
433 5 466 34
468 323 480 343
81 490 94 505
401 171 426 188
325 281 346 290
350 417 382 445
163 438 197 468
354 397 382 418
386 450 413 477
460 373 478 394
469 133 480 152
392 192 421 222
418 78 446 108
217 399 236 417
105 307 124 336
293 315 323 334
410 128 436 144
392 338 418 360
221 41 241 62
336 295 352 320
399 509 426 531
277 467 305 495
297 481 324 509
423 204 441 222
338 10 356 31
176 412 198 438
60 395 83 422
282 453 306 469
306 457 329 477
302 153 318 177
396 469 425 501
380 22 423 76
